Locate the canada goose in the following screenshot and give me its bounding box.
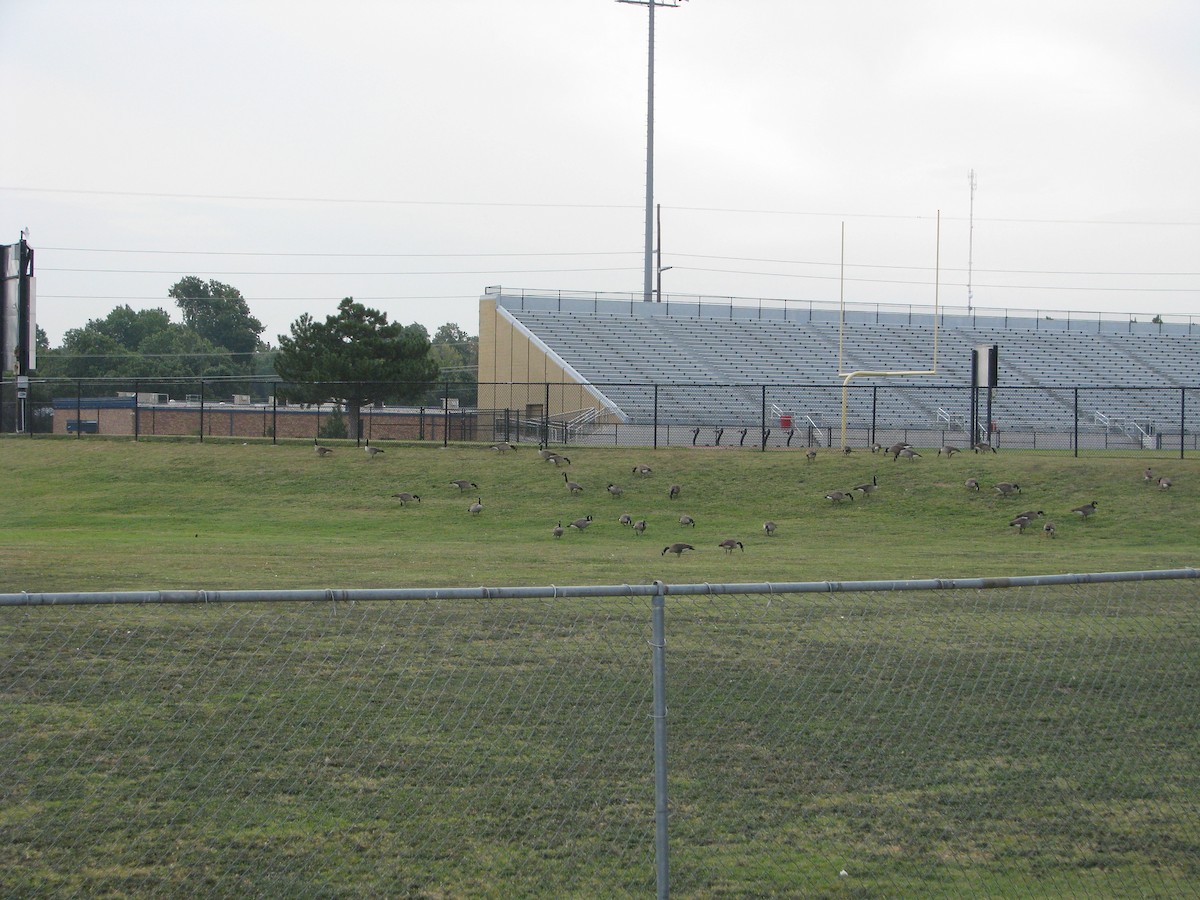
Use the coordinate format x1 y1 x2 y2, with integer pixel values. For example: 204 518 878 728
973 441 997 454
937 445 960 457
854 475 878 496
1144 467 1154 482
805 448 817 462
545 454 571 467
896 447 922 461
1009 515 1033 533
825 490 854 503
364 441 384 457
1043 521 1056 538
718 539 745 553
668 484 681 500
314 440 333 457
618 513 633 526
842 446 853 454
449 479 478 492
1015 510 1044 521
887 442 910 459
551 521 564 538
965 478 981 491
632 464 653 477
607 483 624 498
661 542 695 557
679 514 696 527
1158 476 1172 490
994 482 1021 496
1071 500 1098 518
390 492 421 506
569 515 593 530
491 442 518 452
468 497 483 515
870 443 883 453
564 473 584 494
538 448 556 460
633 519 647 535
763 521 777 536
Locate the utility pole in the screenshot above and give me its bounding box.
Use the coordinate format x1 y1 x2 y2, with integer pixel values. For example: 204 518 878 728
655 203 672 301
617 0 689 302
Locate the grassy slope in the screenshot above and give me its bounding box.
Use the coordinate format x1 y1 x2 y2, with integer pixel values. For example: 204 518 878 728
0 436 1195 591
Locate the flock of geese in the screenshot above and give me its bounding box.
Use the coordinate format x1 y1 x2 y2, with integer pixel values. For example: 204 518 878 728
313 437 1180 554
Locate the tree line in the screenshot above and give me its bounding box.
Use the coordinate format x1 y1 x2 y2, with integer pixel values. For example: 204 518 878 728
34 278 480 416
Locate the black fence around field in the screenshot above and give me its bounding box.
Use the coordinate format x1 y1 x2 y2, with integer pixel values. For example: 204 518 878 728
2 375 1197 457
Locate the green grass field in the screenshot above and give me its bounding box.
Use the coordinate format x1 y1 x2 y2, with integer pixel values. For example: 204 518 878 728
0 436 1196 591
2 437 1198 897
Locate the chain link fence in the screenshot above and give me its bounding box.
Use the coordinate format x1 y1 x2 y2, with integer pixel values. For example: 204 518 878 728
5 374 1197 456
3 570 1198 897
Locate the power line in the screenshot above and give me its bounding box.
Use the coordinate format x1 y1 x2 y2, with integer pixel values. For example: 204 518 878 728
8 185 1198 227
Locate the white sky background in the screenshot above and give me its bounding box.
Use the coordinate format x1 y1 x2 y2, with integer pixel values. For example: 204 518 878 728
2 0 1198 347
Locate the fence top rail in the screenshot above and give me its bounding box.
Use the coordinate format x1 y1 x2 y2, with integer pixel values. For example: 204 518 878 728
1 568 1196 607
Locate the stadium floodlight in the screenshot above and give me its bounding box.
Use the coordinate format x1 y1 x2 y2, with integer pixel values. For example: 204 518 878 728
616 0 690 303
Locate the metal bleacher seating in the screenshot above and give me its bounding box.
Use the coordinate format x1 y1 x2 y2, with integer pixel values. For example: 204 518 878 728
502 299 1199 432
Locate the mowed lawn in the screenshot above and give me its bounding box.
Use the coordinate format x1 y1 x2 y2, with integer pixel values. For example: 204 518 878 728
0 436 1195 592
2 437 1199 896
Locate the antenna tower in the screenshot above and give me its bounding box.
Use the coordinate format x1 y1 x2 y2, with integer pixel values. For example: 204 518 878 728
967 169 977 313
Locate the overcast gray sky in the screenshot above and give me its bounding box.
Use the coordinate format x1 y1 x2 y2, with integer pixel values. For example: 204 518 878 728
3 0 1198 347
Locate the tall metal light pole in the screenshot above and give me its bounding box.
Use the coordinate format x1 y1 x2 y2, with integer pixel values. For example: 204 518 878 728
617 0 688 302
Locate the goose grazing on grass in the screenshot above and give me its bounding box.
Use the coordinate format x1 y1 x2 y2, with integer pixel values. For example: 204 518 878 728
633 519 647 535
607 483 624 498
1043 521 1056 539
938 445 960 457
1158 476 1172 490
854 475 878 496
632 464 653 477
1015 510 1044 521
1071 500 1098 518
973 441 997 454
1009 515 1033 534
618 513 633 526
763 521 777 536
662 542 694 557
718 539 745 554
390 492 421 506
887 442 910 459
994 482 1021 496
564 473 584 494
551 521 564 538
489 442 517 453
965 477 981 491
825 490 853 503
805 448 818 462
870 443 883 453
364 441 384 457
468 497 484 515
896 447 922 461
668 484 681 500
314 440 333 457
545 453 571 467
1144 467 1155 483
679 514 696 527
449 479 478 492
569 515 593 530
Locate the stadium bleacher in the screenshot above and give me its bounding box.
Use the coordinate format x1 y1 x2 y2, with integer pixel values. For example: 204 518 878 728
490 292 1198 436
